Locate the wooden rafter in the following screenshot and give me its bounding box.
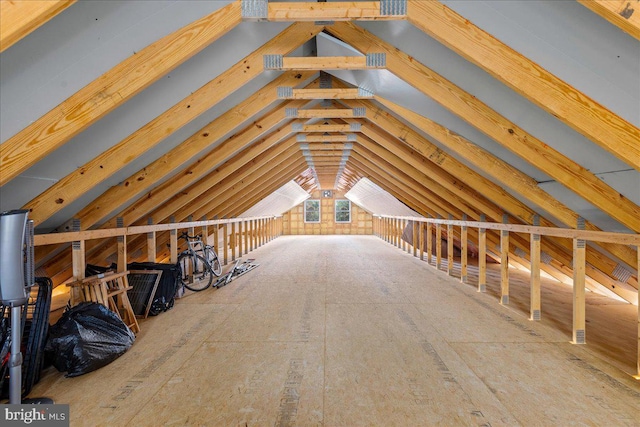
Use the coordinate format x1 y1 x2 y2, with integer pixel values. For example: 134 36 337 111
158 145 301 223
350 151 618 297
361 128 638 299
183 148 304 221
69 144 303 277
354 138 495 219
38 138 301 283
22 22 323 226
407 0 640 170
349 100 638 293
350 155 462 218
33 95 311 268
349 155 465 221
374 96 639 273
222 161 309 218
101 124 301 231
69 79 315 229
326 22 640 232
577 0 640 40
105 152 304 268
0 0 76 52
0 1 243 185
216 154 305 217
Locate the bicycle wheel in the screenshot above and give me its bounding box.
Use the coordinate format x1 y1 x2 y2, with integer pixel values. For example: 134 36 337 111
204 246 222 276
179 253 213 291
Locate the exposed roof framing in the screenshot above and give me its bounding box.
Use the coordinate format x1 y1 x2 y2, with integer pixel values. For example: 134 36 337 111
406 1 640 170
0 0 76 52
324 22 640 232
1 0 638 299
0 1 243 184
577 0 640 40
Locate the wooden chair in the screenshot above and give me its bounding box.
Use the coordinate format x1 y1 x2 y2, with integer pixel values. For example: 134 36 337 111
66 271 140 334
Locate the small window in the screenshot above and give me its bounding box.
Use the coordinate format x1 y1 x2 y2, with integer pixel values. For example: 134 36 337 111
335 200 351 223
304 199 320 223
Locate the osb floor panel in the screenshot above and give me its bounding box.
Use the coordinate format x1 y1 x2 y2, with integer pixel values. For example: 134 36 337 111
30 235 640 426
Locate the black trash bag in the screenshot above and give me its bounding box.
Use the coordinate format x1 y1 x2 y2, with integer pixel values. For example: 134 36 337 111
45 302 135 377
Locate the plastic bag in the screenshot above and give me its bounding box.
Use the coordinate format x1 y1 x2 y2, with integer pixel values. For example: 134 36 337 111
45 302 135 377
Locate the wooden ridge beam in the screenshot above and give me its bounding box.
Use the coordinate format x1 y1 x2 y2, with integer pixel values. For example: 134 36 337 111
407 0 640 170
1 1 243 184
272 56 383 71
0 0 76 52
279 88 372 99
23 22 323 226
577 0 640 41
326 22 640 232
264 2 405 22
375 96 639 273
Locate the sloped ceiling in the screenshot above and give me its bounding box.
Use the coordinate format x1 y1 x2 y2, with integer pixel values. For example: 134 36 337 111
0 0 638 299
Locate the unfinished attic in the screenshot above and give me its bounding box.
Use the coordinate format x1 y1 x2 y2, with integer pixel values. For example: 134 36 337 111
1 0 639 424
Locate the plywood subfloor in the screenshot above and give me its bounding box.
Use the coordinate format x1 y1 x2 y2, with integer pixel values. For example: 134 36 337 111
30 236 640 426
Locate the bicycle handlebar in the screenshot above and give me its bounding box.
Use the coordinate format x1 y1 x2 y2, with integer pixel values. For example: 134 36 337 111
179 231 202 240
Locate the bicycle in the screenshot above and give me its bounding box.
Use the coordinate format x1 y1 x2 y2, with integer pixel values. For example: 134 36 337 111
177 232 222 292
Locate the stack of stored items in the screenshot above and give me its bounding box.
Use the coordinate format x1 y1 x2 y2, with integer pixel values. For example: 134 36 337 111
0 277 52 399
66 271 140 334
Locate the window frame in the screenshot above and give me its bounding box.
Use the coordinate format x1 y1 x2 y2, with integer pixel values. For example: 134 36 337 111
334 199 351 223
304 199 321 223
